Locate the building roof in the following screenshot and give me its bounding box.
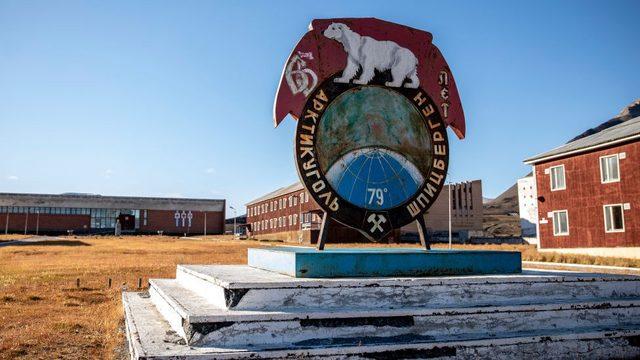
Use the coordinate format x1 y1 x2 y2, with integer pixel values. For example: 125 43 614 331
0 193 225 212
245 182 303 205
524 115 640 164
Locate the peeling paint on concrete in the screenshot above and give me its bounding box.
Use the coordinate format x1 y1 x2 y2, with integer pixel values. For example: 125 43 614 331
124 265 640 359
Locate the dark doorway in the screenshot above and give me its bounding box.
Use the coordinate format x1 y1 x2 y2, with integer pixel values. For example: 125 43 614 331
118 214 135 230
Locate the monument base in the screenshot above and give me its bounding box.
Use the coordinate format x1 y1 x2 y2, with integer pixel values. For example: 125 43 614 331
123 263 640 359
247 246 521 278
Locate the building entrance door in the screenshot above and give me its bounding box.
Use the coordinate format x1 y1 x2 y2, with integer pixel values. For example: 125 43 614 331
118 214 135 231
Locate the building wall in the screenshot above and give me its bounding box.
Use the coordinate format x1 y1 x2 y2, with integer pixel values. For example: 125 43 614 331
517 176 538 239
140 210 224 235
246 180 483 243
534 140 640 249
246 189 319 239
1 213 90 233
403 181 483 235
0 208 225 235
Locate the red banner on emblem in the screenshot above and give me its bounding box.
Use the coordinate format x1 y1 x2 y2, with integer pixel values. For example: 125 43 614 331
273 17 466 139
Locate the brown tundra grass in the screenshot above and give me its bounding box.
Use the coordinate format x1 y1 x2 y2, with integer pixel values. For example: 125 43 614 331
0 235 638 359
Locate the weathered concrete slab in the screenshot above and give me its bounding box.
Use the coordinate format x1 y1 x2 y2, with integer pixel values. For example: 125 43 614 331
149 278 640 348
124 291 640 359
247 247 522 277
177 264 640 311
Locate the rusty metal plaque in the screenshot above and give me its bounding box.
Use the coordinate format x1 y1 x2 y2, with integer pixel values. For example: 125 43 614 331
274 18 464 242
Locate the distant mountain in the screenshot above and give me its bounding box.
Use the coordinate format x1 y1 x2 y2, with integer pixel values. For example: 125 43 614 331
568 99 640 142
483 184 518 215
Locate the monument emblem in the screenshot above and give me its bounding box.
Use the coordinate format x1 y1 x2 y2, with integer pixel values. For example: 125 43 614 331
274 18 466 248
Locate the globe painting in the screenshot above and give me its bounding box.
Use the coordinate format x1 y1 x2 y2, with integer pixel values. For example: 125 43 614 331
316 86 433 210
325 147 424 210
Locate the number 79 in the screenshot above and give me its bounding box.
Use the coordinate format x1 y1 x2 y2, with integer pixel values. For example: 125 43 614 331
367 188 385 206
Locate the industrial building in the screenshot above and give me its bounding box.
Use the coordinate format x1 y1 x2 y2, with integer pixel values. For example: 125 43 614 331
0 193 225 235
245 180 483 244
524 115 640 257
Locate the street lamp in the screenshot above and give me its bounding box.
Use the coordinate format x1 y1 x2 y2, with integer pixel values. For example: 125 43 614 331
448 182 452 249
229 206 237 237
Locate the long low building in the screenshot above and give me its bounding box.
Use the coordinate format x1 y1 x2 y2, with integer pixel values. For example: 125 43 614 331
0 192 225 235
245 180 483 244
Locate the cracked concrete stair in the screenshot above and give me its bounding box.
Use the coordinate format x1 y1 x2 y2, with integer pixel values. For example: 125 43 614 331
124 265 640 359
174 265 640 312
148 277 640 349
124 291 640 359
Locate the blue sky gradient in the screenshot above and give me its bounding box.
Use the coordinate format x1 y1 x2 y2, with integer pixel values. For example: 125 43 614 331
1 0 638 214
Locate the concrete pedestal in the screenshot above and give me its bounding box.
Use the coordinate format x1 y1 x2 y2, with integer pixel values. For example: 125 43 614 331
124 259 640 359
247 247 522 277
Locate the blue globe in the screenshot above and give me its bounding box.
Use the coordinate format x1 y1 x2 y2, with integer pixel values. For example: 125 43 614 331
325 147 424 210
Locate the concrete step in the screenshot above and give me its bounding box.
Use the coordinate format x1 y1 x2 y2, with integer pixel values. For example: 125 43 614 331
175 264 640 311
149 278 640 348
124 291 640 359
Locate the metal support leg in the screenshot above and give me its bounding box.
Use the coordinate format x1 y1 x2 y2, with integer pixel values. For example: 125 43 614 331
416 216 430 251
316 212 329 251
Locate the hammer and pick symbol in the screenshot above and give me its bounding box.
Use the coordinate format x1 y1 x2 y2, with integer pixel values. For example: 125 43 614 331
367 214 387 233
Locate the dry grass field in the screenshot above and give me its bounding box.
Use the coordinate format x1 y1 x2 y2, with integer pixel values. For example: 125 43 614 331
0 235 260 360
1 235 639 359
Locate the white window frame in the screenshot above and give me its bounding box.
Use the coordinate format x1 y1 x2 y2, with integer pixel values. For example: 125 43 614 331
599 154 620 184
549 165 566 191
603 204 625 233
552 210 569 236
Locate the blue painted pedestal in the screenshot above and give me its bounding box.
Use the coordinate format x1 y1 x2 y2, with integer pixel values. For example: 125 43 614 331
247 247 522 278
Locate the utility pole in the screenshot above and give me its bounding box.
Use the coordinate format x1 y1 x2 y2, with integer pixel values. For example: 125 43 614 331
36 210 40 236
203 211 207 237
229 206 237 236
24 209 29 235
5 212 9 234
448 182 452 250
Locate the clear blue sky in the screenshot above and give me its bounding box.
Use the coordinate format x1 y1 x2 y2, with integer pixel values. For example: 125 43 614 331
1 0 638 215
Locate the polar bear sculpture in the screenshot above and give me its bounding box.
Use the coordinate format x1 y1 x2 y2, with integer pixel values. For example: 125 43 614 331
323 23 419 88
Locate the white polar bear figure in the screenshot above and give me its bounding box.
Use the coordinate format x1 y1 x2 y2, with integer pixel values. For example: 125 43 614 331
323 23 419 88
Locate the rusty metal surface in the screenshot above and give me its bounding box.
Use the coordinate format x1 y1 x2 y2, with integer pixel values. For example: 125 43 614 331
274 18 465 242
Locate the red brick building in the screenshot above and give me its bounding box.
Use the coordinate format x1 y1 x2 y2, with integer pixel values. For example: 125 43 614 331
246 180 483 244
524 116 640 255
0 193 225 235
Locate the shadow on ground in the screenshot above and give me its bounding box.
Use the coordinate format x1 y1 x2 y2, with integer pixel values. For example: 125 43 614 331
7 240 91 247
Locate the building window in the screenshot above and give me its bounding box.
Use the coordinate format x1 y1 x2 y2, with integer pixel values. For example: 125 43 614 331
452 186 456 210
552 210 569 236
293 196 298 206
600 154 620 183
293 214 297 225
549 165 566 191
603 204 625 233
